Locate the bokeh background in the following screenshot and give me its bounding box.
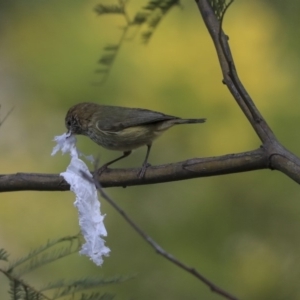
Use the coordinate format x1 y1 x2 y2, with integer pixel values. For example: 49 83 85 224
1 0 300 299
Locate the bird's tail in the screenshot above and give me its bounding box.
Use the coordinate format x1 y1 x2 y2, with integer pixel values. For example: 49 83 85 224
173 118 206 125
155 117 206 131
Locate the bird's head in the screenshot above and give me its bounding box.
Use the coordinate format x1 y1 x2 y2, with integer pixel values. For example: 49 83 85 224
65 104 89 135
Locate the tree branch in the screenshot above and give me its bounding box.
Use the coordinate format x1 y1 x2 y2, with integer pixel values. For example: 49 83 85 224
79 167 240 300
0 148 268 192
195 0 300 182
1 0 299 195
196 0 270 139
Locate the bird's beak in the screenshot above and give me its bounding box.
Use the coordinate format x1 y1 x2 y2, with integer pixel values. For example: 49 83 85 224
66 130 72 138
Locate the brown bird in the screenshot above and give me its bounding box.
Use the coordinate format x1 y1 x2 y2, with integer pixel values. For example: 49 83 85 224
65 102 206 178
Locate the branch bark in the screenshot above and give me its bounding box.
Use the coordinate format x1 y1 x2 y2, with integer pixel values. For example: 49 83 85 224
1 0 300 193
195 0 300 182
0 148 267 192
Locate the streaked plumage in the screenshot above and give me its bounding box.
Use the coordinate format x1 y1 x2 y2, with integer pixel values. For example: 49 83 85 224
65 102 206 178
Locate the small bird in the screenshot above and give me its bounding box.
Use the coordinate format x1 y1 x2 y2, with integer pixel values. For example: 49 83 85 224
65 102 206 178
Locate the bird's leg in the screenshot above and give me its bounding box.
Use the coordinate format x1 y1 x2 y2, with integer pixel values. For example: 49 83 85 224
138 144 152 179
98 151 131 176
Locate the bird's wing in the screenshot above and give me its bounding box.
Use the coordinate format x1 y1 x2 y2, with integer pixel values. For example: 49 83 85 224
96 106 177 131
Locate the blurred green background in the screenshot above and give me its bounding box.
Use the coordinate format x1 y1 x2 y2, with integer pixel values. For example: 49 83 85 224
1 0 300 299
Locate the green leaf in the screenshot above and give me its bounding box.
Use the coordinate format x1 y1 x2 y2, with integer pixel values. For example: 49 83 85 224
94 4 124 15
0 248 9 261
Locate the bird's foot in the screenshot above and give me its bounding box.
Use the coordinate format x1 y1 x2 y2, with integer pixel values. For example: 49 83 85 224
97 164 108 176
137 163 151 179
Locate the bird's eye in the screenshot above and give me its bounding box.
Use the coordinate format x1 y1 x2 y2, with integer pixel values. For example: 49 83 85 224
67 120 72 127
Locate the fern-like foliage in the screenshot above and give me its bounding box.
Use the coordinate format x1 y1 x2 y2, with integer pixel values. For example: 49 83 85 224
8 280 24 300
135 0 181 44
94 4 124 15
94 0 180 83
0 235 127 300
79 293 115 300
0 248 9 261
132 11 150 25
8 234 81 273
209 0 234 20
44 276 125 299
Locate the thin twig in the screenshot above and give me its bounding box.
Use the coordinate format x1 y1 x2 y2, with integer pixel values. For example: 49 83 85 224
0 106 14 127
119 0 131 25
195 0 300 180
94 26 129 85
80 166 240 300
196 0 273 142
